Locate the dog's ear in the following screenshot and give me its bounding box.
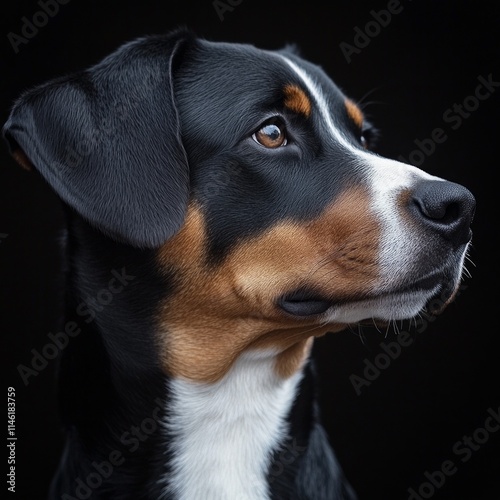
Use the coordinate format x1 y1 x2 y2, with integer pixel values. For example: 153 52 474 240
3 31 193 248
279 43 302 57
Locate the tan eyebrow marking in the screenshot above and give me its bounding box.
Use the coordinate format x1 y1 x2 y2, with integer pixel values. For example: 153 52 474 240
12 149 33 171
283 84 312 118
345 98 364 128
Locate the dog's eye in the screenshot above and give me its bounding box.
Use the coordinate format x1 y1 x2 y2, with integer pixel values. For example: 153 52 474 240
252 118 287 148
360 123 378 150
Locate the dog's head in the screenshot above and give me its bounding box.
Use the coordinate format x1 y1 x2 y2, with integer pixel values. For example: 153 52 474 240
4 30 475 381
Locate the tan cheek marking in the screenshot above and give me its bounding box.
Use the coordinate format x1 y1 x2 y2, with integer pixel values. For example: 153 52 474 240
156 188 380 383
345 98 364 129
274 337 314 379
284 84 312 117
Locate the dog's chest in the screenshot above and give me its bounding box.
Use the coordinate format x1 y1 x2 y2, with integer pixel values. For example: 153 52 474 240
161 352 302 499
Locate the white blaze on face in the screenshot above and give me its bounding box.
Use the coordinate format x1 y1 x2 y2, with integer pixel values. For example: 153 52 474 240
278 54 448 322
364 154 443 287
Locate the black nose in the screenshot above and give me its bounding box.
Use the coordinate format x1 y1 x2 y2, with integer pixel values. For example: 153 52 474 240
410 180 475 245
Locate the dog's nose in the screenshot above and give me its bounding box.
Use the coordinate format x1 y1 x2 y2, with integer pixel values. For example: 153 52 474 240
410 180 475 245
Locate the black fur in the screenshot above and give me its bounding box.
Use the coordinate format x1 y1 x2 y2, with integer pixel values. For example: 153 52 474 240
4 30 360 499
4 32 191 248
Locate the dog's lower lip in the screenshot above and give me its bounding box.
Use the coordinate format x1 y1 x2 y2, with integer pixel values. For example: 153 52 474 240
396 273 442 293
278 291 333 316
278 274 443 317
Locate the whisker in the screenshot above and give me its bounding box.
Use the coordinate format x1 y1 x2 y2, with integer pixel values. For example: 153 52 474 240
371 317 382 335
464 254 476 268
395 320 402 335
462 265 472 279
384 321 391 338
358 324 367 345
356 86 386 108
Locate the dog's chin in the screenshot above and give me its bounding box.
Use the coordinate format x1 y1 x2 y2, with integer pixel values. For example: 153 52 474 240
278 267 464 326
322 290 432 325
325 276 462 326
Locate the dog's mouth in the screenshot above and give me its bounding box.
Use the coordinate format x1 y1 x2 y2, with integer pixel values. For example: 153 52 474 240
277 272 455 320
278 290 333 316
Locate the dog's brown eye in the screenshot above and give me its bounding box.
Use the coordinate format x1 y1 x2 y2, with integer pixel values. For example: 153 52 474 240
253 119 287 148
360 124 377 150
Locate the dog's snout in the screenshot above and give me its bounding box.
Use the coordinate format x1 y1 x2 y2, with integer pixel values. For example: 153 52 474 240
410 180 475 245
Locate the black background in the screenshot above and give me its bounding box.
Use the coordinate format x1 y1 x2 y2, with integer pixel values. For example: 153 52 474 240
1 1 499 499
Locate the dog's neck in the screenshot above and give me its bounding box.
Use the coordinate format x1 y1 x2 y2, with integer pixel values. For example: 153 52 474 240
162 351 304 499
56 317 313 499
53 218 316 498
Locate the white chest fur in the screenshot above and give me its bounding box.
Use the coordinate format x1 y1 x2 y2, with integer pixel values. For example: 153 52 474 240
160 351 303 500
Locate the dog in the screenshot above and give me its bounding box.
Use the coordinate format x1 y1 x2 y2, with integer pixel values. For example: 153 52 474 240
3 29 475 499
